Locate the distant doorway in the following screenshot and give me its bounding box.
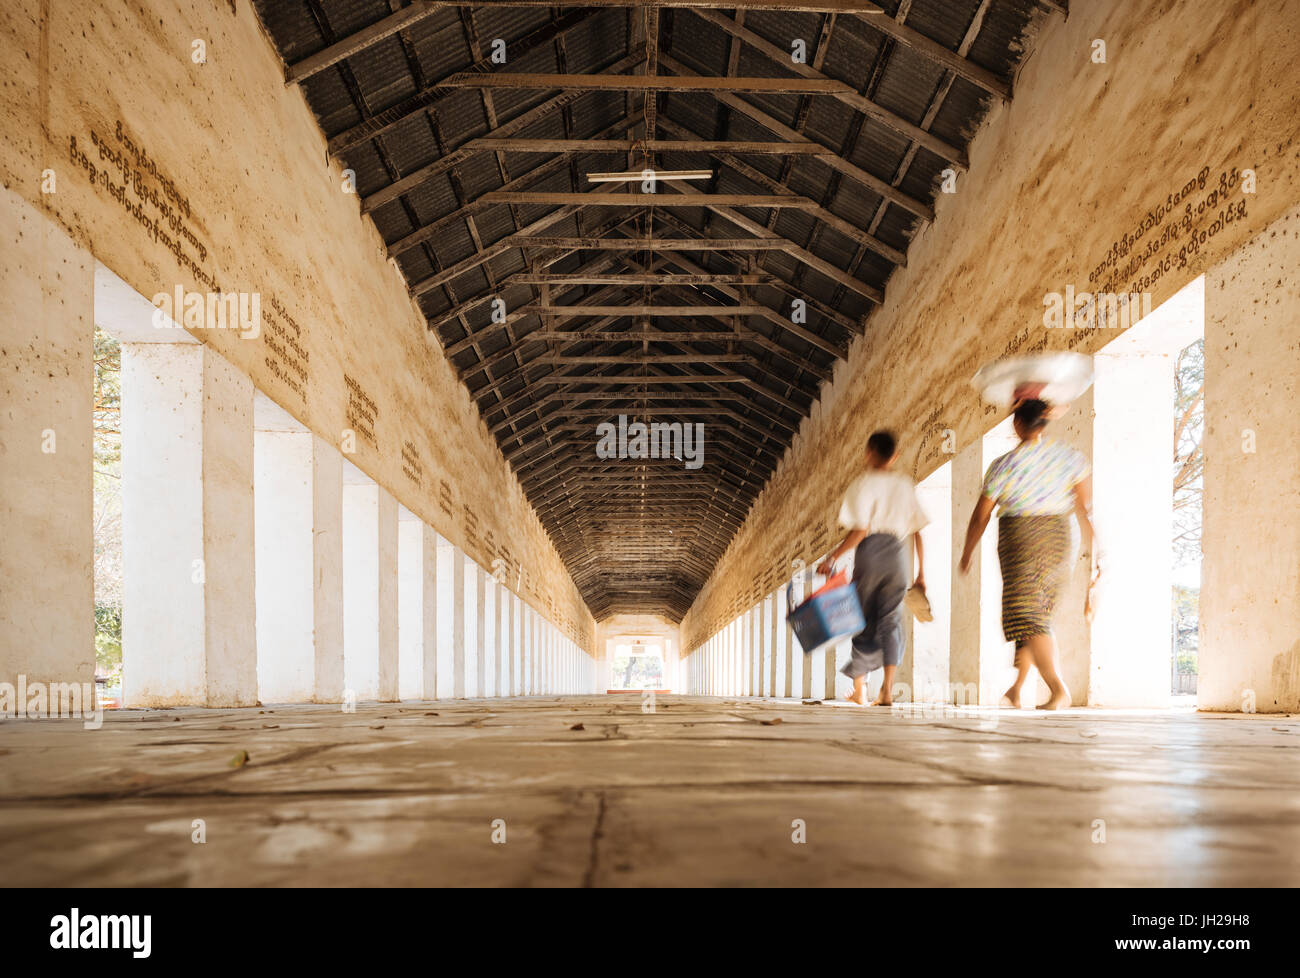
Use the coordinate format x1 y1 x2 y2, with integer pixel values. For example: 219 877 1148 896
608 641 664 690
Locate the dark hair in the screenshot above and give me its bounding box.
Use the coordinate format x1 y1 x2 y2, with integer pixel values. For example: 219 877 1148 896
866 430 897 459
1013 398 1050 431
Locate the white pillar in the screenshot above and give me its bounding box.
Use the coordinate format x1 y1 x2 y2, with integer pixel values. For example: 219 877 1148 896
482 575 497 697
524 604 534 695
121 341 256 707
535 618 544 695
749 607 760 696
759 593 769 697
507 591 518 696
342 476 398 702
398 512 438 700
949 425 1016 706
492 581 504 696
450 543 466 697
0 196 93 689
831 637 852 701
254 417 344 704
546 620 553 695
911 462 952 703
470 558 484 697
1202 208 1300 713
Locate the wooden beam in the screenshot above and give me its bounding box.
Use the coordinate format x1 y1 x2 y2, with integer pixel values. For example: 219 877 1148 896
285 2 440 85
689 9 967 167
526 330 747 341
411 206 584 295
646 251 847 367
856 4 1011 99
518 304 775 317
435 74 857 94
656 116 905 265
500 236 786 251
400 1 932 11
479 191 810 208
533 354 752 364
327 8 610 153
427 221 638 334
529 391 747 402
664 182 884 304
388 114 641 257
469 137 835 155
658 52 933 222
532 373 750 385
362 90 593 214
511 273 774 285
525 259 843 367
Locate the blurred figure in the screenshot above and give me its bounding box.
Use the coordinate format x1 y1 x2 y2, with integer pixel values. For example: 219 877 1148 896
818 431 928 706
959 399 1100 710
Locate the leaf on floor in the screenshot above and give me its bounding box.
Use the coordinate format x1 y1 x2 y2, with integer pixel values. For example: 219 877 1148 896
760 718 783 726
370 724 385 730
570 722 585 731
228 750 250 768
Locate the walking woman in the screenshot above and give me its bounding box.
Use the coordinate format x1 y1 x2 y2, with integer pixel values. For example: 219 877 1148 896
958 399 1099 710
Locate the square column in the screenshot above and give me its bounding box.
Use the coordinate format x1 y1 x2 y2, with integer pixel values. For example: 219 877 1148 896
121 341 256 707
342 475 398 702
1201 207 1300 712
468 557 484 697
397 512 438 700
544 623 553 694
253 414 344 704
482 575 497 697
831 638 852 701
0 195 93 689
524 604 534 695
910 462 953 703
949 430 1013 706
445 541 466 698
507 591 518 696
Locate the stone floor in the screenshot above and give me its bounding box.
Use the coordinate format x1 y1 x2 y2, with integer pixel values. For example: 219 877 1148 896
1 695 1298 886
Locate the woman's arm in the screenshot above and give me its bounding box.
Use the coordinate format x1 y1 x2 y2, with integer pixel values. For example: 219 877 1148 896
1073 475 1101 621
913 531 925 588
959 495 996 574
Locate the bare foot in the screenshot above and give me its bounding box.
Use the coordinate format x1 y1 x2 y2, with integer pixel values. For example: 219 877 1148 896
871 695 893 706
1036 689 1071 710
844 689 867 706
1001 687 1021 709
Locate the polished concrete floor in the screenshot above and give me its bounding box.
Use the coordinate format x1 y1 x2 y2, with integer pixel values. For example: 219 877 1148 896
1 695 1298 886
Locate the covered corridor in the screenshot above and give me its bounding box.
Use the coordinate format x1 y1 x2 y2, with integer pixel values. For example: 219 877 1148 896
2 0 1299 891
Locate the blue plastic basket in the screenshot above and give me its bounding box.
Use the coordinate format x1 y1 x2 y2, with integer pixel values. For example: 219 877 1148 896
786 574 866 655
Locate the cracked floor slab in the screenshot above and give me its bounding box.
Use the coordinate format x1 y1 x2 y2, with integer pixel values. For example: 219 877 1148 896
1 696 1297 886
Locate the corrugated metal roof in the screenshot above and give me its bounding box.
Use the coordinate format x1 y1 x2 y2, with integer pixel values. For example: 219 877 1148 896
251 0 1048 620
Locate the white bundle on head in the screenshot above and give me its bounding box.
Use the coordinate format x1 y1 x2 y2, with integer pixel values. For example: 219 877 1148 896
970 352 1095 412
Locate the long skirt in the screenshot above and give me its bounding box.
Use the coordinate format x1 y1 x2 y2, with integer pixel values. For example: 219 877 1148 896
841 532 907 679
996 514 1072 656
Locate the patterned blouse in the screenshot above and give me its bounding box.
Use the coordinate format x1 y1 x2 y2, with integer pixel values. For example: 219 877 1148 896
981 438 1091 516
